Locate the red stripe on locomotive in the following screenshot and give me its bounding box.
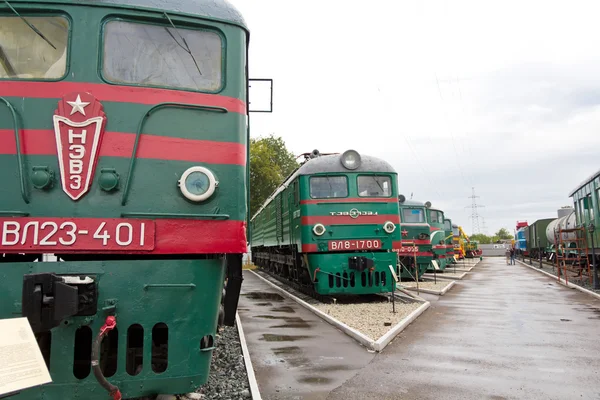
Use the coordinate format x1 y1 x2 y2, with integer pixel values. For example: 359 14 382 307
2 81 246 114
0 129 246 165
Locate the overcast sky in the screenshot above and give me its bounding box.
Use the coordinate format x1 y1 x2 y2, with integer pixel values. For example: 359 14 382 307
229 0 600 236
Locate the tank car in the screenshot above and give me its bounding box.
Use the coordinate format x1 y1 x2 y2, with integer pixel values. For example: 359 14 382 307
0 1 254 398
546 209 578 259
396 196 432 279
251 150 399 296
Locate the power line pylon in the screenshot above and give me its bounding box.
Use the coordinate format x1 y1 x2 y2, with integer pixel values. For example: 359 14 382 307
465 187 485 235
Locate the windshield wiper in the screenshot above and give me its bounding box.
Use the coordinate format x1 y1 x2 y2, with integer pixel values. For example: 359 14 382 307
163 12 202 76
0 45 17 76
4 0 56 49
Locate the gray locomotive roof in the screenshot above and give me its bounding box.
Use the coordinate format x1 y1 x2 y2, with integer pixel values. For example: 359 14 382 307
569 168 600 197
7 0 247 29
399 199 425 207
251 152 397 220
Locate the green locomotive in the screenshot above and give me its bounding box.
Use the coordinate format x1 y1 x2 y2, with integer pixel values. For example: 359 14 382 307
426 204 450 271
443 217 456 264
396 196 432 279
0 0 260 398
251 150 399 296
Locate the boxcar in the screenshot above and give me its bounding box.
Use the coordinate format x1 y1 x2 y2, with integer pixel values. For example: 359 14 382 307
251 150 399 296
569 169 600 258
0 0 252 398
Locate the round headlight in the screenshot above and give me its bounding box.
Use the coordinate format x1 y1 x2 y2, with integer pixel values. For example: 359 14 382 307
178 166 218 202
313 223 326 236
383 221 396 234
340 149 361 170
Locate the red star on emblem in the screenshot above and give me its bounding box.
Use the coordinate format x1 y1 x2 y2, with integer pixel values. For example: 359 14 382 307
401 229 408 237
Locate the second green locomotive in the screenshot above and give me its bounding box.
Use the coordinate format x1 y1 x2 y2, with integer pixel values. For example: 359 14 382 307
251 150 399 296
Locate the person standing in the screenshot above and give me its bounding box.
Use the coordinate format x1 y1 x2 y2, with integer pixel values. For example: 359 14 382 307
505 248 511 265
510 247 516 265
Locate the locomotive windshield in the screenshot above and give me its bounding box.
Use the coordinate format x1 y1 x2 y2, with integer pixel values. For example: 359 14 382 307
402 208 425 223
0 16 68 79
357 175 392 197
310 176 348 198
102 19 222 91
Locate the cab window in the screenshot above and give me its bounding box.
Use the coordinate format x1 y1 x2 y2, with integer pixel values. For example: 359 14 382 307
0 16 68 79
403 208 424 223
444 220 451 230
309 176 347 199
429 210 438 223
357 175 392 197
102 19 222 91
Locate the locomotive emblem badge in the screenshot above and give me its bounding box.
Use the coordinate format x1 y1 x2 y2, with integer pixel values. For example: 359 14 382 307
329 208 379 218
52 93 107 200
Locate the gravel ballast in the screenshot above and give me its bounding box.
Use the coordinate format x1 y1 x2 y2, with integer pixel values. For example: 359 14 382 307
314 300 423 341
183 322 252 400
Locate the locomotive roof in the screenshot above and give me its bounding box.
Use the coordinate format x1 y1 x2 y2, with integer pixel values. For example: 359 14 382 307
251 153 397 220
6 0 247 29
569 168 600 197
399 199 425 207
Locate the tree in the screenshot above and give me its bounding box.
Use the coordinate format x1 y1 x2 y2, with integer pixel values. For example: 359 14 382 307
495 228 513 240
249 134 298 217
470 233 492 244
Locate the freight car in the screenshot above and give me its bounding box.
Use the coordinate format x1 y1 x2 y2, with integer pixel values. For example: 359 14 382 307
0 0 258 398
396 196 432 279
250 150 399 296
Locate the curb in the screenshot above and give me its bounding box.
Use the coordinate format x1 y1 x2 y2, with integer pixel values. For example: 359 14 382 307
423 271 467 280
236 313 262 400
373 301 430 351
247 270 428 352
400 280 456 296
516 259 600 301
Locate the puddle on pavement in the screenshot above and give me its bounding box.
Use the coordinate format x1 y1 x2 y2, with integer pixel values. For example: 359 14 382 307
261 334 312 342
243 292 285 301
273 346 301 355
297 377 334 385
271 306 295 313
312 364 353 372
254 314 311 328
255 302 273 306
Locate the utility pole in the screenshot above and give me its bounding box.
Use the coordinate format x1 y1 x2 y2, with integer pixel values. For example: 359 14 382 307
481 216 488 235
465 187 485 235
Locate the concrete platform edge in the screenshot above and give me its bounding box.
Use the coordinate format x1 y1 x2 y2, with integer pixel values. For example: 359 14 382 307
400 279 456 296
422 271 467 280
515 259 600 301
236 313 262 400
247 270 377 350
373 301 431 351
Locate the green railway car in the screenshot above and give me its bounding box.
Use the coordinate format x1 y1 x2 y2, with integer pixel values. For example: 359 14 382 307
0 0 258 398
396 197 432 279
251 150 400 296
570 169 600 255
526 218 553 260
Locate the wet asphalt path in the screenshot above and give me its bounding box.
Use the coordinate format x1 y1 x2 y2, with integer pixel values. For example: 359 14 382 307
327 257 600 400
237 270 375 400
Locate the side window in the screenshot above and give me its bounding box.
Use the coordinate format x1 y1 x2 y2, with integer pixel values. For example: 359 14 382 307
587 195 594 223
102 19 223 91
0 16 69 79
429 210 438 223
